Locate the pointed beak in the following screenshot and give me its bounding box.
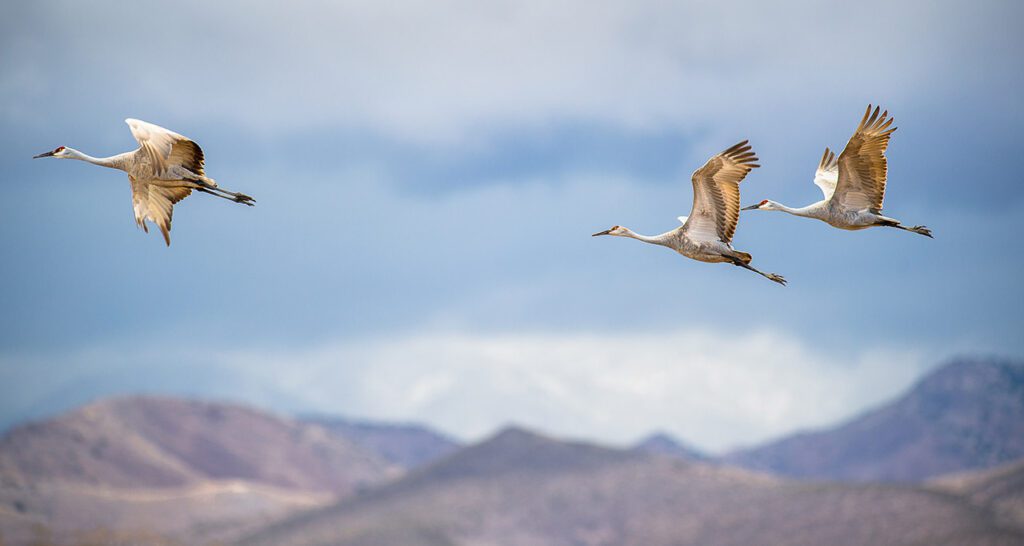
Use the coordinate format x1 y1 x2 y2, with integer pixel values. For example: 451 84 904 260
741 203 760 211
33 151 55 159
592 229 612 237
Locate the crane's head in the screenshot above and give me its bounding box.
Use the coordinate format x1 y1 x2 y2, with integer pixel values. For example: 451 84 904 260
592 225 629 237
741 199 778 211
33 146 71 159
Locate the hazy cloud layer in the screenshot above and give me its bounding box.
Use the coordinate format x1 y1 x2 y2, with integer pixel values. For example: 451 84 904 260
241 329 941 452
0 328 933 452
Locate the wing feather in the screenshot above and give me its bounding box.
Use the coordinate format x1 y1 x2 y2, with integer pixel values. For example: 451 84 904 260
833 105 896 212
130 177 192 246
126 119 206 178
813 147 839 199
683 141 760 244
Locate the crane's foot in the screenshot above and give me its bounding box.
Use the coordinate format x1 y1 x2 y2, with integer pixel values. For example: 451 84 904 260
233 193 256 206
731 259 787 286
907 225 932 238
881 219 933 238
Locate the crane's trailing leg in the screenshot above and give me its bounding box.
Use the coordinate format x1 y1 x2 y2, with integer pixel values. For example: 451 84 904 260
214 188 256 206
195 187 255 206
899 225 932 238
177 172 255 206
739 262 787 286
877 218 932 238
727 256 787 286
186 178 254 206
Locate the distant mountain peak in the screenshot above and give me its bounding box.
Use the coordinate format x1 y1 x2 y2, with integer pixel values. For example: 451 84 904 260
487 424 553 444
725 357 1024 482
396 425 635 487
915 357 1024 392
634 431 707 461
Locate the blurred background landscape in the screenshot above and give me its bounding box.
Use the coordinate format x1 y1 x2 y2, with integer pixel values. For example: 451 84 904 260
2 358 1024 544
1 1 1022 545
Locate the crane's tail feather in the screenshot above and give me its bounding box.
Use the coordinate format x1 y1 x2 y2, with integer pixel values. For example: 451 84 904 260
732 251 753 265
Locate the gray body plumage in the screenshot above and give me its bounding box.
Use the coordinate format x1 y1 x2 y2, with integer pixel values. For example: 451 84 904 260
642 228 745 264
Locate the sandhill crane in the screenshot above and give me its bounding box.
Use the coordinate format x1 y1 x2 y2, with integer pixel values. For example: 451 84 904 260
33 119 254 245
742 105 931 237
593 141 786 285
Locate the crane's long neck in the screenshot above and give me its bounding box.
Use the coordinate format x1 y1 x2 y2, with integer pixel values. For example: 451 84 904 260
622 228 675 248
771 200 826 219
65 148 130 171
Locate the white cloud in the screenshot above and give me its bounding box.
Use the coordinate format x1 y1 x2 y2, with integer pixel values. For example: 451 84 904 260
217 328 932 453
4 1 1012 147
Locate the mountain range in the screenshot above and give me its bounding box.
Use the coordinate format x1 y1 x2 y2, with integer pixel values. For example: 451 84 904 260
0 357 1021 545
240 427 1024 546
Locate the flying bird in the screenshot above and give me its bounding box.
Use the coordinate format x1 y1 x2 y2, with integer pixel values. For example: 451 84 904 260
593 141 786 285
742 105 931 237
34 119 254 245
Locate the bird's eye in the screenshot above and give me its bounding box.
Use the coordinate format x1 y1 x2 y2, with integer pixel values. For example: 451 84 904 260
55 146 65 153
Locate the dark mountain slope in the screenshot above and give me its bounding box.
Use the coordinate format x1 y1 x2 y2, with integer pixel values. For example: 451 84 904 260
726 358 1024 482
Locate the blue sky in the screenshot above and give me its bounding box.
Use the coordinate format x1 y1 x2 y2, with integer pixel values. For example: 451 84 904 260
1 1 1022 452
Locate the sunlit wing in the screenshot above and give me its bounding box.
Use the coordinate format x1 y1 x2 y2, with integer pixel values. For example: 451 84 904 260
833 105 896 212
125 118 206 178
683 141 759 244
129 177 192 246
813 147 839 200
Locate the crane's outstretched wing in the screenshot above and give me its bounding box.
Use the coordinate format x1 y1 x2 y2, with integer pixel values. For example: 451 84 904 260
683 141 759 244
813 147 839 199
833 105 896 212
129 177 192 246
125 118 206 178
